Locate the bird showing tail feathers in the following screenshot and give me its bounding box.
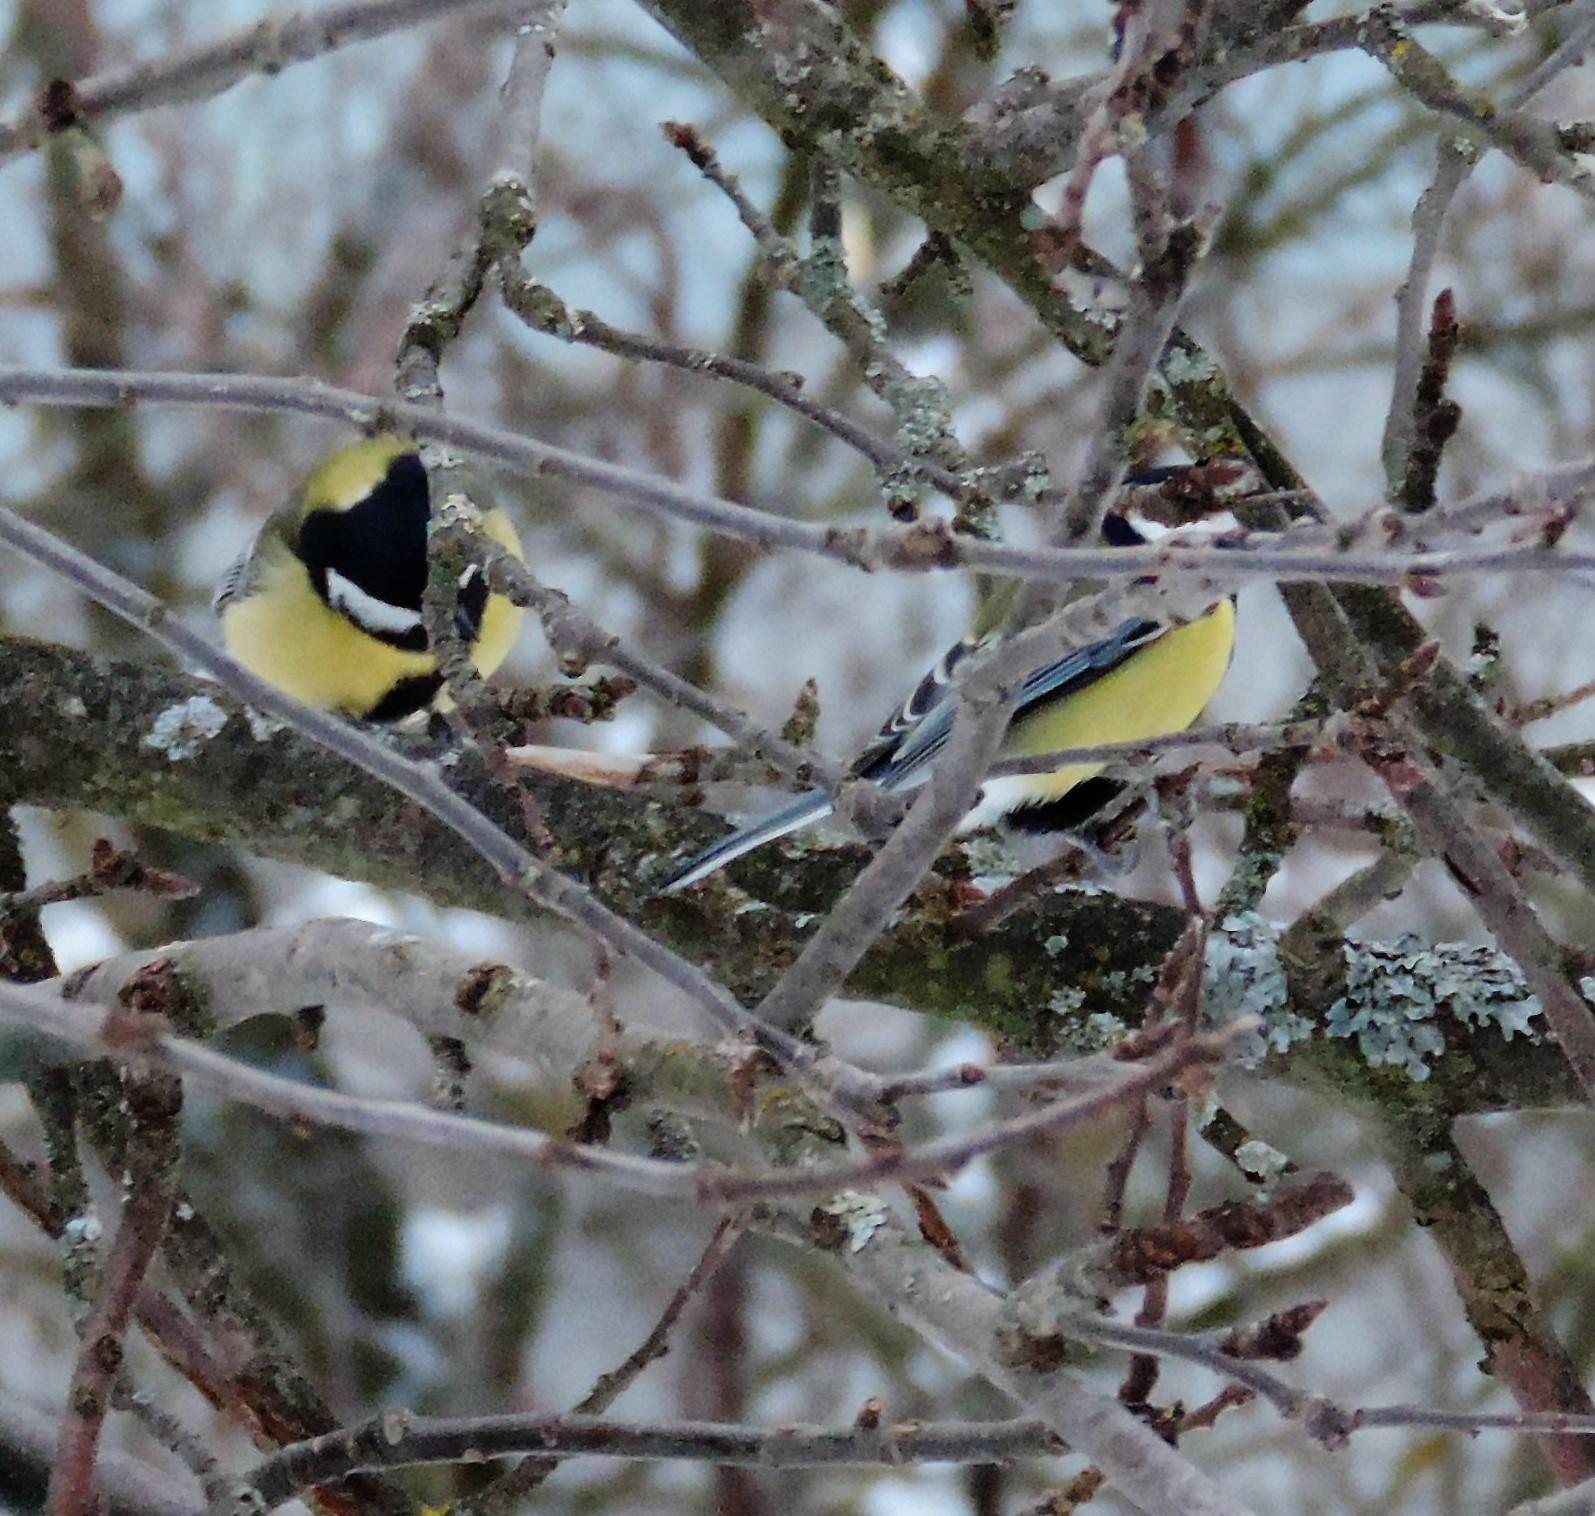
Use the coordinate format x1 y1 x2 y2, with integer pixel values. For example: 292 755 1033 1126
656 790 837 894
658 469 1247 893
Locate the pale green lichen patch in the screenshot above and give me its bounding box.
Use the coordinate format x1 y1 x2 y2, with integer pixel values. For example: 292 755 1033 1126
142 695 229 761
1202 912 1307 1058
1235 1138 1291 1184
1326 936 1542 1080
1161 345 1218 387
243 707 287 742
961 834 1015 881
1203 915 1543 1078
1047 984 1087 1019
1078 1009 1126 1048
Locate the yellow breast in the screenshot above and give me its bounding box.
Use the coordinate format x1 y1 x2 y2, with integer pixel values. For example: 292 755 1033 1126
997 598 1237 806
221 512 524 719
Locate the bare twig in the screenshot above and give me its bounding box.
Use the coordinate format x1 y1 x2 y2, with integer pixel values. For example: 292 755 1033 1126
0 502 880 1118
501 569 844 789
397 4 569 718
0 973 1247 1203
773 1203 1264 1516
662 121 977 508
750 684 1017 1035
0 838 197 917
451 1219 743 1514
9 367 1595 586
1361 12 1595 202
0 1387 203 1516
1396 287 1463 512
506 715 1337 795
1379 6 1595 488
199 1366 1595 1516
0 0 520 160
1061 213 1208 541
48 1064 182 1516
229 1410 1067 1509
497 274 975 506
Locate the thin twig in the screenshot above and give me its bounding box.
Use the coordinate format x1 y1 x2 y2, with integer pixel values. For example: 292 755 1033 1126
663 122 977 506
1379 5 1595 488
773 1202 1263 1516
8 367 1595 586
502 570 844 789
232 1410 1068 1507
0 502 881 1119
399 4 569 718
750 683 1019 1036
451 1218 743 1514
0 0 520 160
0 838 197 917
497 273 974 505
0 973 1247 1203
1361 14 1595 198
48 1064 182 1516
0 1387 204 1516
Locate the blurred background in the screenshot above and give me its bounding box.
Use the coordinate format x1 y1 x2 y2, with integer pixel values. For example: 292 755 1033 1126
4 2 1595 1512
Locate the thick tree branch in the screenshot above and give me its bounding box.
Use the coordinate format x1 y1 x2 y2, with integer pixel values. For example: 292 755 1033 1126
0 634 1582 1111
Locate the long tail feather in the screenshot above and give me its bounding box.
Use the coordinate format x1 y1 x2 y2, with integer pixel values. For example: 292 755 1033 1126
657 790 833 894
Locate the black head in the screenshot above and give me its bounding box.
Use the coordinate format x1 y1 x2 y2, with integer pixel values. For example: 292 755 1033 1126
297 451 431 651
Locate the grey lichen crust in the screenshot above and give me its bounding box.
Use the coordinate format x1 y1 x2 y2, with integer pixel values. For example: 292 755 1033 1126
1326 935 1542 1080
1203 912 1543 1081
1202 911 1309 1057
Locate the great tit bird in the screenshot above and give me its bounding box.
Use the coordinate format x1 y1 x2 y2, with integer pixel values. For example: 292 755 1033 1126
660 488 1240 893
215 438 523 721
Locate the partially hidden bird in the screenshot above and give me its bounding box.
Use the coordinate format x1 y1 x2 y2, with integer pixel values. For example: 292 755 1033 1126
215 437 523 721
659 483 1240 893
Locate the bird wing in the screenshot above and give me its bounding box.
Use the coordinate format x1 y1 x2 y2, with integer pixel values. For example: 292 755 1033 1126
657 788 834 894
211 510 304 616
212 520 276 615
212 541 256 614
861 616 1165 791
849 636 982 777
655 614 1175 895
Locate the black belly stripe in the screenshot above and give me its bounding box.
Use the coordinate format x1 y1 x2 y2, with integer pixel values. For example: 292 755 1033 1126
364 672 443 722
1005 776 1126 834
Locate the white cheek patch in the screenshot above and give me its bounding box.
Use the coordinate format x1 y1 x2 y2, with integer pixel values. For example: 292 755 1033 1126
1122 508 1243 543
325 567 424 637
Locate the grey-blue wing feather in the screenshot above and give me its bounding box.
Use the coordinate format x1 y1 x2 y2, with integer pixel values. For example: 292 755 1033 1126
849 637 980 777
657 788 832 893
862 616 1163 791
658 615 1166 893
